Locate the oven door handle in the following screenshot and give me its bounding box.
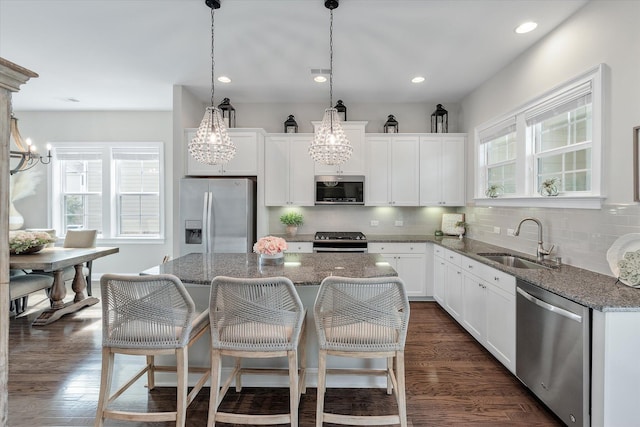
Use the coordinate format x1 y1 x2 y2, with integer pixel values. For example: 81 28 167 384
313 247 368 253
516 287 582 322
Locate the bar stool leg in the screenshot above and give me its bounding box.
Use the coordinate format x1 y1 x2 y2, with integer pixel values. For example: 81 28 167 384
208 350 222 427
316 350 327 427
288 350 299 427
396 351 408 427
94 349 115 427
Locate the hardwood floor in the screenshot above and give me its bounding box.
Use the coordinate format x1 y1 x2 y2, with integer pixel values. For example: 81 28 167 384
8 292 561 426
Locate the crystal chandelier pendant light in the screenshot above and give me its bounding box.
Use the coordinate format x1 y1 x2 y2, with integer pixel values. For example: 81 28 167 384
309 0 352 166
189 0 236 165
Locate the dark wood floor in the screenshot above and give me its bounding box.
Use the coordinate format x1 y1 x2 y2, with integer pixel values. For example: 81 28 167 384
8 292 562 426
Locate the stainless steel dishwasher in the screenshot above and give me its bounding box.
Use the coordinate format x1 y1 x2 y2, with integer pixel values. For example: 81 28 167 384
516 279 590 426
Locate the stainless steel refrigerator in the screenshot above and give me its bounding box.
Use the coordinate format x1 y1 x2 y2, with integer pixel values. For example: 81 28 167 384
179 178 256 255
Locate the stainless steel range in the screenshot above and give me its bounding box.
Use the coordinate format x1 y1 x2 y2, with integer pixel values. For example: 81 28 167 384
312 232 368 253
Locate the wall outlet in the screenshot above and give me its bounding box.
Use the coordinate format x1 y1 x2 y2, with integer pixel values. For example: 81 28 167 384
493 226 501 234
395 220 404 227
370 220 379 227
507 228 515 236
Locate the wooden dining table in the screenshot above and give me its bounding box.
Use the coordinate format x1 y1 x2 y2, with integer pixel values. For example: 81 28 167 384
9 246 119 325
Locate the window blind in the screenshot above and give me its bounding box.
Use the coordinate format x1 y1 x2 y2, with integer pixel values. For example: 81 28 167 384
525 81 592 126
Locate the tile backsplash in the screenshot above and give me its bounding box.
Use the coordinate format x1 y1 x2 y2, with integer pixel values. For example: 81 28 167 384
267 204 635 278
268 206 458 237
462 205 640 277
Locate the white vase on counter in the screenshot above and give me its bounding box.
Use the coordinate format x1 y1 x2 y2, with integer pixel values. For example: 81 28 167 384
259 252 284 265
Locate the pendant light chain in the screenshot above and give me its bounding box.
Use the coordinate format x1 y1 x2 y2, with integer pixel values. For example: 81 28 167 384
210 7 215 107
329 9 333 108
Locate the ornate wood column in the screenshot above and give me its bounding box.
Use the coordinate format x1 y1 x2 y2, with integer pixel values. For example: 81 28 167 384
0 57 37 425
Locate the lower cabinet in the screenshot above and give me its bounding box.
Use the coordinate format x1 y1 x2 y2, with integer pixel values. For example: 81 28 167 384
368 243 427 297
434 246 516 373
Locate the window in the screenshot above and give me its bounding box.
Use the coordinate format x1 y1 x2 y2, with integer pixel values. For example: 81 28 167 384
479 119 517 195
475 65 603 208
51 142 163 240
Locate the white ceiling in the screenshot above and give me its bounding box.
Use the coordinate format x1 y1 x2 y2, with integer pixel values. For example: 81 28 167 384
0 0 588 111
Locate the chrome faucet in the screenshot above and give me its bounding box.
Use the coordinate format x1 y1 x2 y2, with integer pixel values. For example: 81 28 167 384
514 217 554 262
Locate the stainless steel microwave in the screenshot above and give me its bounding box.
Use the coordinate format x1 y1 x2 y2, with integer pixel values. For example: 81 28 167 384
315 175 365 205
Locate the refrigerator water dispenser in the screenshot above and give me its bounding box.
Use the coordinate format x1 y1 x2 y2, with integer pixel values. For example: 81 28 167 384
185 220 202 244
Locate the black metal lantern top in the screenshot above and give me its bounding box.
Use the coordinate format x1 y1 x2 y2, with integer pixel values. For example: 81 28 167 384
284 115 298 133
431 104 448 133
218 97 236 128
384 114 399 133
334 99 347 121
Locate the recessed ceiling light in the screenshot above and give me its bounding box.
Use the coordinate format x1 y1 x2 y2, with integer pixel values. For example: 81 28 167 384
217 76 231 83
515 21 538 34
314 76 327 83
411 76 425 83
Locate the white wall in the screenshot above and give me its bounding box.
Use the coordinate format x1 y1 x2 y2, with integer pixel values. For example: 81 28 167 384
460 0 640 275
11 110 173 275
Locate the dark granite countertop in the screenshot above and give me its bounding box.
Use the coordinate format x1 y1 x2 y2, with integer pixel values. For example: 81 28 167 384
141 252 397 286
284 233 640 311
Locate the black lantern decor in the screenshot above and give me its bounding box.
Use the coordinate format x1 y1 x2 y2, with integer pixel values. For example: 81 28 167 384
218 97 236 128
431 104 448 133
384 114 399 133
334 100 347 121
284 115 298 133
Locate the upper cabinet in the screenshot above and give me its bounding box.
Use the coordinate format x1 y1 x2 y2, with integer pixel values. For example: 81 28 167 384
365 135 420 206
185 129 263 176
419 134 466 206
264 134 315 206
312 121 367 175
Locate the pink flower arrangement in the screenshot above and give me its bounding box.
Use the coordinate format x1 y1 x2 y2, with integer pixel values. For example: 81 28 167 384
253 235 288 255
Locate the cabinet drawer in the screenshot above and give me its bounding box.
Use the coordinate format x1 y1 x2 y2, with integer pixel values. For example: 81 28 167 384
442 248 461 265
368 242 426 254
461 256 489 279
433 245 445 258
485 268 516 295
286 242 313 253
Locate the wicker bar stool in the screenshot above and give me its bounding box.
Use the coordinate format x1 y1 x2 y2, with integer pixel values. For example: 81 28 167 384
314 276 410 427
208 276 307 427
95 274 210 427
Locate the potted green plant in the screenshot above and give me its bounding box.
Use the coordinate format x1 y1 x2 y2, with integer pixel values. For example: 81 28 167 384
540 177 560 196
280 212 304 237
455 221 468 239
485 184 503 198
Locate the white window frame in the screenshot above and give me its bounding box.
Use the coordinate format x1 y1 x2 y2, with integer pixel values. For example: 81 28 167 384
48 141 165 243
474 64 605 209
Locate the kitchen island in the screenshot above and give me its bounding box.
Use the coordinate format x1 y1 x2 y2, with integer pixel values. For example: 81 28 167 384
141 252 397 388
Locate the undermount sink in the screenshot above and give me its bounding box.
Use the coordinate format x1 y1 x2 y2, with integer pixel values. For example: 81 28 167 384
477 253 549 270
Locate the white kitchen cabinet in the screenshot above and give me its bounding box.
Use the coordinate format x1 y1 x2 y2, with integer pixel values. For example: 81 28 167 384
433 246 446 305
264 135 315 206
419 135 465 206
286 242 313 253
460 254 516 372
444 259 464 322
368 243 427 297
365 135 420 206
312 121 367 175
433 246 516 372
462 273 487 342
185 129 262 176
